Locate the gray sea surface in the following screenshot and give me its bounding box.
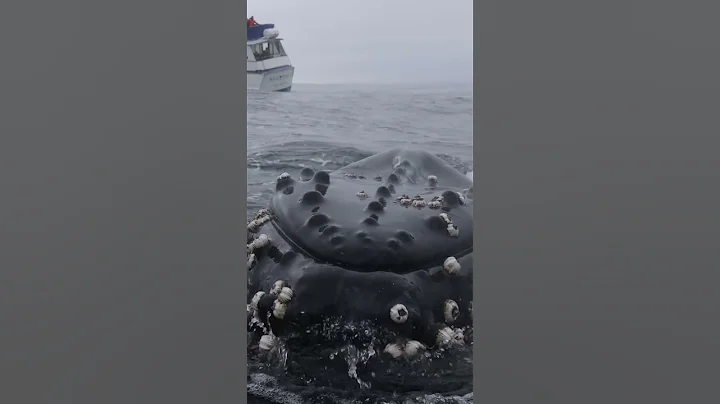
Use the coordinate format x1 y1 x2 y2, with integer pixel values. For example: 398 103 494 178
247 83 474 404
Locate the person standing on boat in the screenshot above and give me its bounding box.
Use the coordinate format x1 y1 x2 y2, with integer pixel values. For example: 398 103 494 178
248 16 258 27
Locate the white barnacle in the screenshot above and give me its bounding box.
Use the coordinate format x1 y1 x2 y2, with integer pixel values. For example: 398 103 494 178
384 343 404 359
389 303 409 324
247 215 271 232
247 219 260 232
456 191 466 205
248 233 270 253
278 286 294 303
255 208 271 219
452 328 465 345
427 175 438 187
250 291 265 312
447 224 459 237
259 334 277 351
254 214 271 226
356 190 368 199
256 233 270 246
247 253 257 269
439 213 451 225
404 340 426 357
436 326 455 346
399 198 412 206
270 280 284 295
444 299 460 324
443 256 461 275
277 172 291 181
411 199 427 208
427 200 442 209
272 300 288 319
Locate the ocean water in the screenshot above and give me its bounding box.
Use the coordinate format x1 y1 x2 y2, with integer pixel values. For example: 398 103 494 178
247 83 474 404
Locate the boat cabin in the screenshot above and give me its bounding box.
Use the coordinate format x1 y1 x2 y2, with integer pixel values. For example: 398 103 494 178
247 39 287 62
246 23 292 72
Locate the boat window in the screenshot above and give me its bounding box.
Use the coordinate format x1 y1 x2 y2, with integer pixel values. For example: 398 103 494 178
273 41 287 57
251 40 286 61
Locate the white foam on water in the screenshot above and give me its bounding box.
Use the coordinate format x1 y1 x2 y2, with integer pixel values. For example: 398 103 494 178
248 371 473 404
310 157 332 166
247 373 304 404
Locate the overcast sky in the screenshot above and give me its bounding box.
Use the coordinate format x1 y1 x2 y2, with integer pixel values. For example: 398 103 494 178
247 0 473 84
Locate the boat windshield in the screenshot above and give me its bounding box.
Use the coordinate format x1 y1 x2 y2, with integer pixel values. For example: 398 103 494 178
250 40 287 61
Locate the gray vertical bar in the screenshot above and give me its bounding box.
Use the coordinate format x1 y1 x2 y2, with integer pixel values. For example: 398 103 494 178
0 0 247 403
476 1 720 403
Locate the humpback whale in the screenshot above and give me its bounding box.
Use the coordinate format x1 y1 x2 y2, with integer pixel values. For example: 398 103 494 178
247 148 473 358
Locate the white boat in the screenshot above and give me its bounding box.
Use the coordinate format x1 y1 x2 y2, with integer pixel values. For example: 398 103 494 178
247 23 294 92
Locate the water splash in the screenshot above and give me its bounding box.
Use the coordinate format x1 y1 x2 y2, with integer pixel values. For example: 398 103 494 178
249 320 473 403
248 371 474 404
344 344 375 389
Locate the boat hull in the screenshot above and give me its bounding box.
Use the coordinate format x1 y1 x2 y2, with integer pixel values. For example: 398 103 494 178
247 66 294 92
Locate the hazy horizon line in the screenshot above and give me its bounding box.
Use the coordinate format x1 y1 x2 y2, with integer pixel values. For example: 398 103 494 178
292 80 474 86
